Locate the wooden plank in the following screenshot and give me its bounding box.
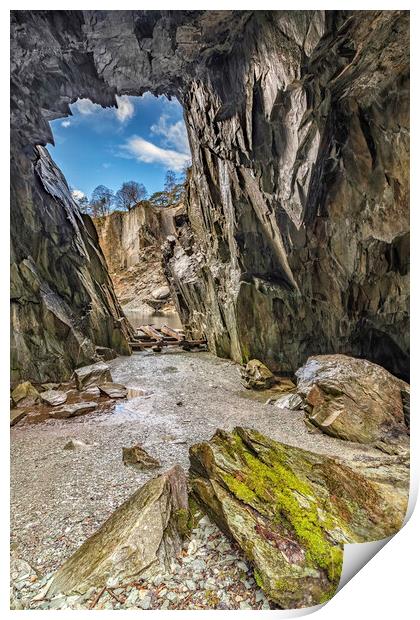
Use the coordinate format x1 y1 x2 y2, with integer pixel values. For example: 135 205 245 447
136 332 152 340
139 325 164 341
131 337 207 351
160 324 183 341
136 329 153 340
135 341 157 349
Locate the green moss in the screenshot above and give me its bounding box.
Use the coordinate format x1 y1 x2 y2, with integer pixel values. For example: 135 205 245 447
241 343 251 363
175 508 190 537
204 590 220 607
218 432 343 582
220 472 258 504
186 495 204 531
254 569 263 589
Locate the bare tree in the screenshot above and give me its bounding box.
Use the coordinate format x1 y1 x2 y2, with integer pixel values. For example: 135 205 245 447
164 170 177 193
90 185 114 216
115 181 147 211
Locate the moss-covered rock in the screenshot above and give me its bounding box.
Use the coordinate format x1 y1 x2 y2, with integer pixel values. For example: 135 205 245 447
189 427 408 608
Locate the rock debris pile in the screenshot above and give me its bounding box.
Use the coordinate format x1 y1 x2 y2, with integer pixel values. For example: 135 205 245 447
10 362 130 426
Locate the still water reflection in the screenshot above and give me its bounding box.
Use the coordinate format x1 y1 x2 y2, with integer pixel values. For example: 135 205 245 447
124 308 182 330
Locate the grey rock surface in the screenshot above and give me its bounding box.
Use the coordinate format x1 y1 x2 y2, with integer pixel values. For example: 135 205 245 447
274 393 303 411
10 10 409 383
295 354 409 444
46 465 188 595
40 390 68 407
74 362 112 390
98 382 128 398
52 402 98 419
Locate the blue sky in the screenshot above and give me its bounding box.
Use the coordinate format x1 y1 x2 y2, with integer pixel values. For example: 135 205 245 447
47 94 190 201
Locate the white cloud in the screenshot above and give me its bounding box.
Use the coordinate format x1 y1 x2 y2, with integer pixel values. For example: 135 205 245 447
121 135 191 172
61 119 71 128
150 114 190 154
71 189 85 202
102 162 111 169
115 95 135 123
72 96 134 124
72 98 102 115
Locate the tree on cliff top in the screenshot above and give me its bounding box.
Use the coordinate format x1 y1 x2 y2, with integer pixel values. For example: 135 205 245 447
149 168 188 208
164 170 177 193
90 185 115 216
115 181 147 211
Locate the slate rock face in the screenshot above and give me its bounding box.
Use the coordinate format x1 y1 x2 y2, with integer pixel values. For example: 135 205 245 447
92 203 179 309
47 465 188 595
10 144 133 384
296 355 409 444
189 427 409 608
11 11 409 381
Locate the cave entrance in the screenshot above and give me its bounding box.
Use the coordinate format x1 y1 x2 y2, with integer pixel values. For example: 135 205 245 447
47 93 190 335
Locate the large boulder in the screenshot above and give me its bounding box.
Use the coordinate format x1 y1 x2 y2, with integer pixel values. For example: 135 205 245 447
295 355 409 444
189 427 408 609
151 285 170 300
240 360 275 390
74 362 112 390
47 465 188 595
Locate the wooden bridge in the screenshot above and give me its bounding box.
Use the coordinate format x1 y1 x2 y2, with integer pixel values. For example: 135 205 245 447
129 324 207 352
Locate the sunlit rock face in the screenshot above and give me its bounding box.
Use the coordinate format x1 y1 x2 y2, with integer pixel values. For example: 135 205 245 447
10 10 409 382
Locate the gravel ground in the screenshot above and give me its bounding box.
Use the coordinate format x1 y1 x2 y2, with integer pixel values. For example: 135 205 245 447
10 349 382 610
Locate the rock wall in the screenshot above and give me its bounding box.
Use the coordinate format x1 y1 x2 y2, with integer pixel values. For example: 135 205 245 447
165 11 410 380
94 204 178 273
10 145 133 384
11 10 409 382
93 204 180 308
